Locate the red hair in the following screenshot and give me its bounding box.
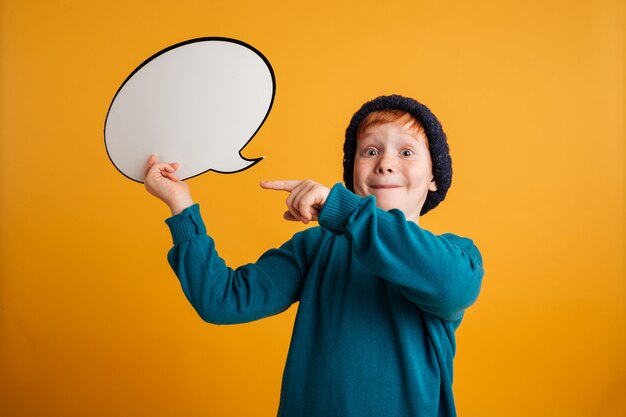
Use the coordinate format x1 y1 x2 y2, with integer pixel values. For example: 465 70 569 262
357 110 428 147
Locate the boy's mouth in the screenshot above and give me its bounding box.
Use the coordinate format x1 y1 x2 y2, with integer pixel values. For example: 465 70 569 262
370 184 402 189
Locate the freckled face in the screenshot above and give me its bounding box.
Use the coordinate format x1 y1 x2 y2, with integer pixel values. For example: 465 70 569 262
353 121 437 222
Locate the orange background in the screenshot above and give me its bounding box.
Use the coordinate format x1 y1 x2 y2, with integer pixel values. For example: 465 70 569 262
1 0 624 416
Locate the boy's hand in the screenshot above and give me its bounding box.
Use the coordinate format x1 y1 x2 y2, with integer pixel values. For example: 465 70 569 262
260 180 330 224
144 155 194 216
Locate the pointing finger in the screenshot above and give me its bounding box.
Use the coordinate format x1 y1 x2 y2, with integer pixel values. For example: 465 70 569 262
260 180 303 192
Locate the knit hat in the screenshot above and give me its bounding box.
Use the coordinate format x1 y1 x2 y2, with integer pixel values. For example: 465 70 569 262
343 94 452 216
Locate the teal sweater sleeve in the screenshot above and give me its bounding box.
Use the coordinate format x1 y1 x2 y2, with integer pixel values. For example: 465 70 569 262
165 184 483 324
165 204 313 324
319 183 484 322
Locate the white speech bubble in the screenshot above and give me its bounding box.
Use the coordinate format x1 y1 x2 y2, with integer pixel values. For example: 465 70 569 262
104 37 276 182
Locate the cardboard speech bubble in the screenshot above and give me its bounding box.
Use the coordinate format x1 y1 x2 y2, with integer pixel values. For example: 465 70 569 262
104 37 276 183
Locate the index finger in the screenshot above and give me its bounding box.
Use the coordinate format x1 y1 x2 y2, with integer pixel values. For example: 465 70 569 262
260 180 302 192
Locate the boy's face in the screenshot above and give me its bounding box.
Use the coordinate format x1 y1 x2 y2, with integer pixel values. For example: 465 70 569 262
353 120 437 222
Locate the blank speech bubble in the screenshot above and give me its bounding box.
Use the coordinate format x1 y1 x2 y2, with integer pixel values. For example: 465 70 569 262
104 37 276 182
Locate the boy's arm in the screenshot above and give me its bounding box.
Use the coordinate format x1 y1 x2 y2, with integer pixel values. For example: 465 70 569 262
165 204 308 324
142 156 306 323
319 184 484 322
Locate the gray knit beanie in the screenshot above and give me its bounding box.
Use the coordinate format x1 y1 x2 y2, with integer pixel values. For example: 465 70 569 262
343 94 452 216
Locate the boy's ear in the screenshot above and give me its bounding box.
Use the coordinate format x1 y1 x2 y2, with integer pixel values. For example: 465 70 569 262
429 178 437 192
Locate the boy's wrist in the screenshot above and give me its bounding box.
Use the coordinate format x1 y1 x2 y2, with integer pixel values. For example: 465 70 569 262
168 197 195 216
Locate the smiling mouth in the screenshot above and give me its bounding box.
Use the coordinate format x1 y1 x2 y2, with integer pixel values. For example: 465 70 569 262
370 184 402 189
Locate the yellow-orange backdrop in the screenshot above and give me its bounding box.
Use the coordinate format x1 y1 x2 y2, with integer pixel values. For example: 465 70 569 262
1 0 624 416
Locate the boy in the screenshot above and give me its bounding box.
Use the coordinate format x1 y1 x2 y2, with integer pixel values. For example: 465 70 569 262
144 95 484 417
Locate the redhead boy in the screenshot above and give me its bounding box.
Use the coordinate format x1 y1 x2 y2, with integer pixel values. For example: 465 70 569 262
144 95 484 417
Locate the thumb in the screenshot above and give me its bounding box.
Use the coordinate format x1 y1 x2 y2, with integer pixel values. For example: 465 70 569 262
283 211 300 222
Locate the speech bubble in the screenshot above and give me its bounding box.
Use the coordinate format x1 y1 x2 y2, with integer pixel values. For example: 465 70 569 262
104 37 276 183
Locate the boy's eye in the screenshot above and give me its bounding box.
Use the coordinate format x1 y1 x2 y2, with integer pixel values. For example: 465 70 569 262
401 149 414 157
365 148 379 156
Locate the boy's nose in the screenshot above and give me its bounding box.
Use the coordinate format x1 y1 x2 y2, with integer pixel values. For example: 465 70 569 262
376 156 395 174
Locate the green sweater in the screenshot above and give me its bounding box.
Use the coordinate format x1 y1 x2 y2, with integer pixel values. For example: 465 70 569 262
165 184 484 417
